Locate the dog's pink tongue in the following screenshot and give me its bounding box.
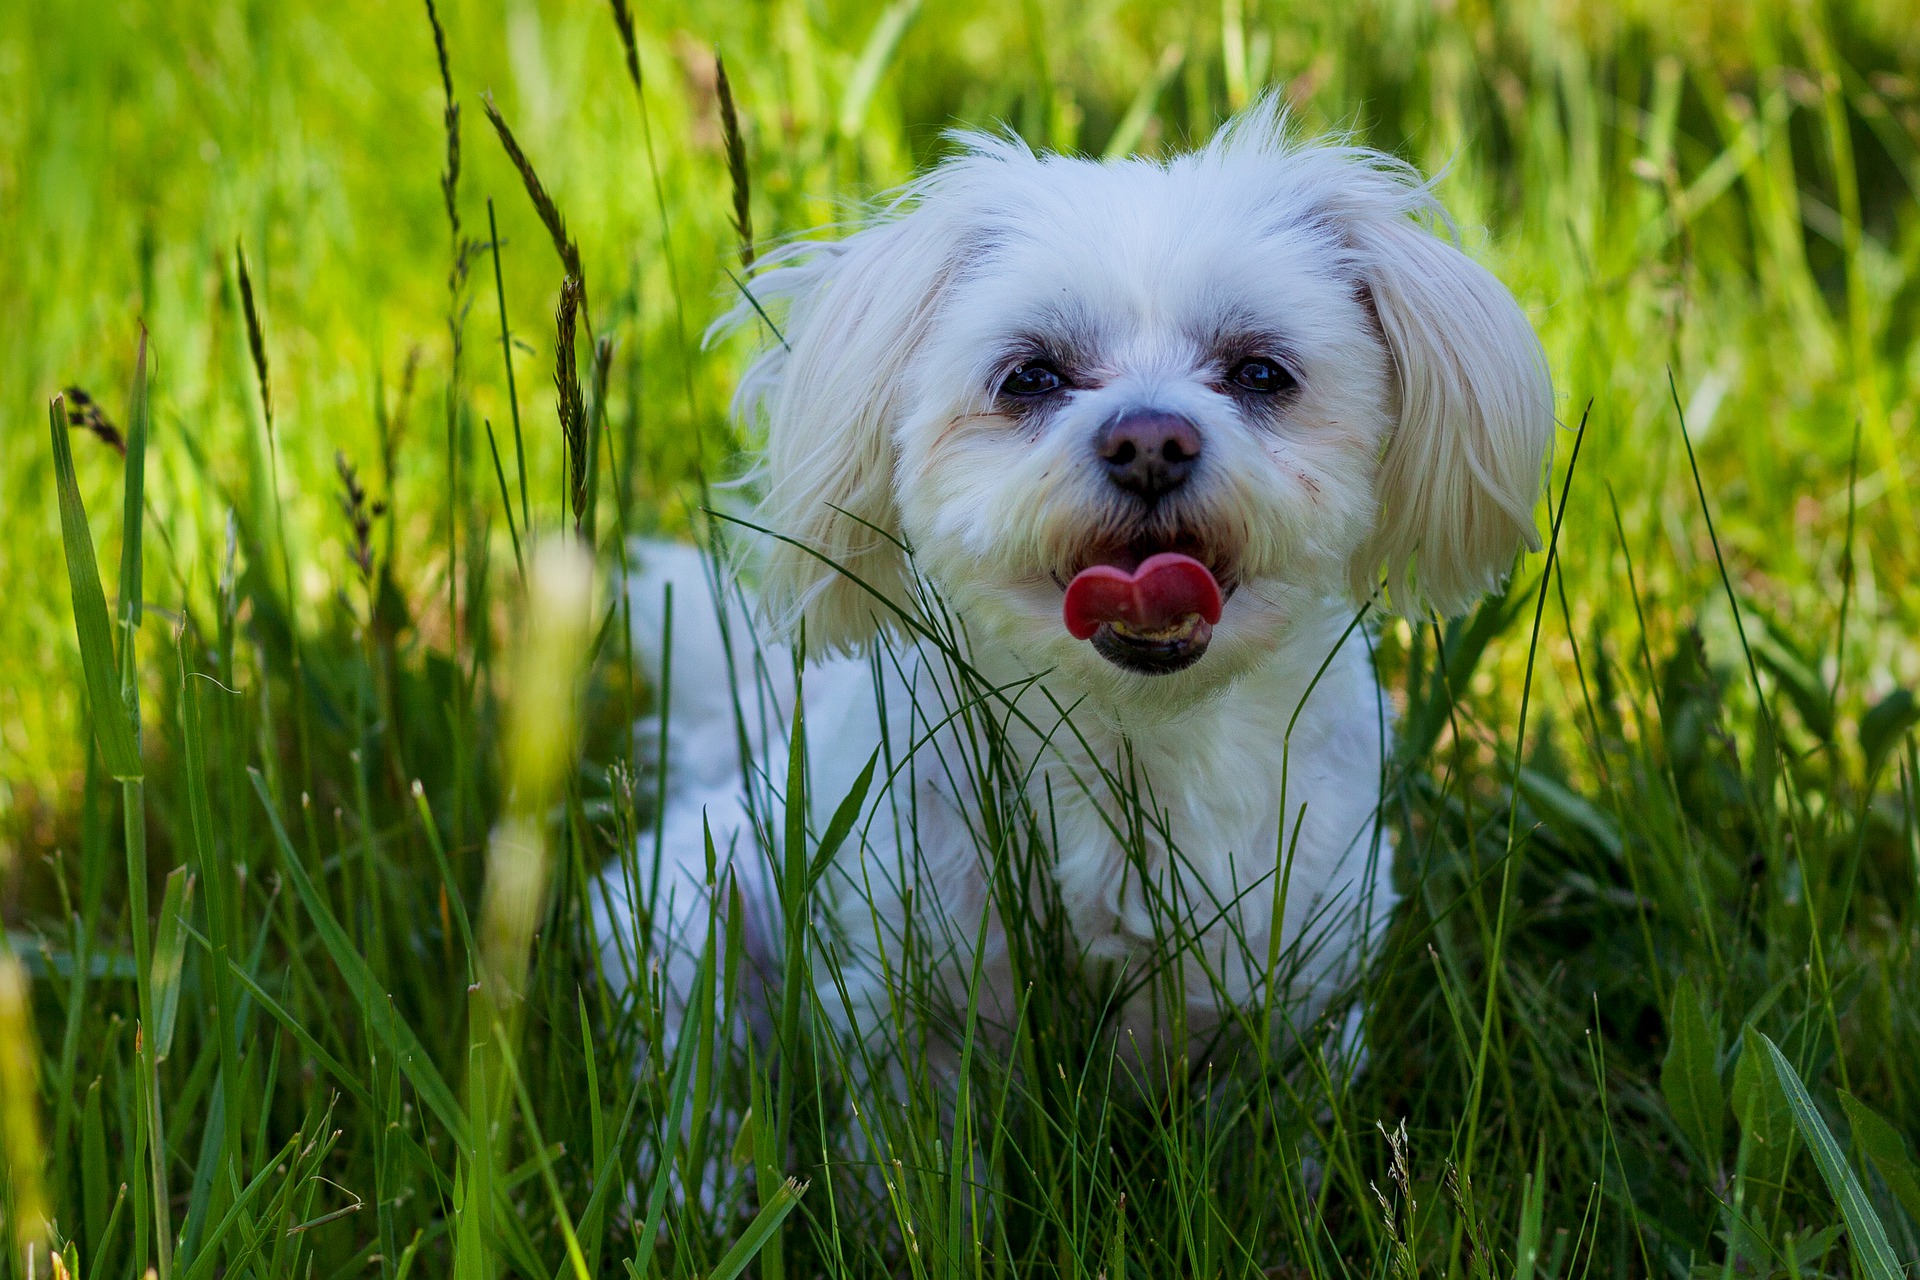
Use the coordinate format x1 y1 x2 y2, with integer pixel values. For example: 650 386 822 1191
1062 553 1224 641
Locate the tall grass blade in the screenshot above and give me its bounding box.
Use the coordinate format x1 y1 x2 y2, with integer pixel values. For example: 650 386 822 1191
839 0 921 137
629 855 715 1277
1761 1035 1902 1280
213 955 375 1113
1513 1142 1546 1280
118 326 148 641
49 397 140 780
149 868 194 1059
703 1178 808 1280
1102 43 1184 160
247 768 468 1146
481 417 525 580
486 197 531 535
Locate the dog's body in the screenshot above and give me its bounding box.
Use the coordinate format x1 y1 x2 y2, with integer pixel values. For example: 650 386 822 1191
602 542 1393 1062
596 100 1552 1072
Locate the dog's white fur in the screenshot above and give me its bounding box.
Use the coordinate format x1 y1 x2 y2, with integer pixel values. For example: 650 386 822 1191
596 100 1553 1070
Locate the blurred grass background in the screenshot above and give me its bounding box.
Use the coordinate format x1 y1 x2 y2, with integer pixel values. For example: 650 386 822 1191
6 0 1918 801
3 0 1920 1276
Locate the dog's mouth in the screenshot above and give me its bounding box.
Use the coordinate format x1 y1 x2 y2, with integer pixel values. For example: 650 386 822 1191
1054 538 1234 675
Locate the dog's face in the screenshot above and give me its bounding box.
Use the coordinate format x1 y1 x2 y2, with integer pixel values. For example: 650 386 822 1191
735 103 1553 704
892 175 1395 691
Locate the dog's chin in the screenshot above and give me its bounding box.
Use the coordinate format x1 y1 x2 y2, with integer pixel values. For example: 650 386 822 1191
1089 615 1214 674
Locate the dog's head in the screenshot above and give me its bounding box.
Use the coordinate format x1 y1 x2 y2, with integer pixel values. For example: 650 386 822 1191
731 101 1553 701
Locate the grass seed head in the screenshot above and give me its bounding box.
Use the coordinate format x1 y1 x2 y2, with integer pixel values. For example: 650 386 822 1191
608 0 641 94
715 52 754 267
334 451 384 582
554 275 587 534
423 0 461 260
481 92 584 306
234 241 273 435
61 385 125 455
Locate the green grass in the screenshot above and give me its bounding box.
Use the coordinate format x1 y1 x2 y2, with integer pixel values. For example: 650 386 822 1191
4 0 1920 1276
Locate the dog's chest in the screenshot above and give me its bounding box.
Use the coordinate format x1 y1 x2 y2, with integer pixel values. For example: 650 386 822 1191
929 674 1367 939
808 634 1393 1041
1033 722 1289 947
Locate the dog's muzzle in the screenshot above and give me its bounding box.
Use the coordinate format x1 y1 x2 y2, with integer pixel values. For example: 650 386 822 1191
1062 551 1224 674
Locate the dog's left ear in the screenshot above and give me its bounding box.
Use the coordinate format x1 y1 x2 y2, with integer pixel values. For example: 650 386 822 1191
730 212 962 652
1343 212 1555 617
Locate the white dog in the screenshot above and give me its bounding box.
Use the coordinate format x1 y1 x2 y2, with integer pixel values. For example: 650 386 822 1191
596 100 1553 1078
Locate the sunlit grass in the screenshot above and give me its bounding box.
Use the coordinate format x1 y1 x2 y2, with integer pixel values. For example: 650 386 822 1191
2 0 1918 1276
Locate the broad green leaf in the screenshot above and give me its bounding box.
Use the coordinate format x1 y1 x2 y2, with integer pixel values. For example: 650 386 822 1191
1761 1034 1903 1280
1840 1090 1920 1225
1518 765 1625 860
731 1105 758 1169
50 398 141 779
149 867 195 1059
1860 688 1918 780
1733 1026 1795 1190
1786 1224 1845 1271
1662 976 1725 1166
1753 627 1833 740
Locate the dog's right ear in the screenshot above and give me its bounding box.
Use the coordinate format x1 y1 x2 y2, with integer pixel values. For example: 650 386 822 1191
1342 208 1554 618
728 214 959 652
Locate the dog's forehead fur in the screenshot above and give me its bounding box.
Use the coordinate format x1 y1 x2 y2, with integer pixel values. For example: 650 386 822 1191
919 144 1390 389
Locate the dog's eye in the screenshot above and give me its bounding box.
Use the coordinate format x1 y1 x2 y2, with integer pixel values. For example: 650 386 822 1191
1001 361 1065 397
1229 357 1294 394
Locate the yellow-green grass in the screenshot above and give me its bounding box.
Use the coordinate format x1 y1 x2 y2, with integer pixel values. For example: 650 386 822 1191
1 0 1918 1277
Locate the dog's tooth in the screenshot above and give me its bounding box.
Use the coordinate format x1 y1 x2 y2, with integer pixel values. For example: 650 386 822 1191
1109 613 1202 644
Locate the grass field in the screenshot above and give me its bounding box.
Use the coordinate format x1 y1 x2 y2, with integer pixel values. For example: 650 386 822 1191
4 0 1920 1276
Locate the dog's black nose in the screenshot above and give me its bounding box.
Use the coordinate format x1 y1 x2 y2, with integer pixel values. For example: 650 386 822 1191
1095 411 1201 500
